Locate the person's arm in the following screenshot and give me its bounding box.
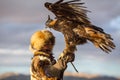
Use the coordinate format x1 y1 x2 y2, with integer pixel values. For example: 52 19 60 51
44 44 76 79
44 53 75 79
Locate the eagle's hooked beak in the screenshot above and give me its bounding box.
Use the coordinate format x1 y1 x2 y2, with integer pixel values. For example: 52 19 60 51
48 15 51 21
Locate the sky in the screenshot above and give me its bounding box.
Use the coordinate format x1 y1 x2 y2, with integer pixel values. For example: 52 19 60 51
0 0 120 78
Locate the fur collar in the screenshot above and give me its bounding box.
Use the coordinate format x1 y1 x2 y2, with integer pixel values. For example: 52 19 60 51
32 51 56 65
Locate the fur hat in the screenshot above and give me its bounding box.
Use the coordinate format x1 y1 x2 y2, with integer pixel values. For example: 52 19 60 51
30 30 55 53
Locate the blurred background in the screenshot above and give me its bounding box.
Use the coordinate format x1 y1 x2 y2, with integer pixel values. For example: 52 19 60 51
0 0 120 78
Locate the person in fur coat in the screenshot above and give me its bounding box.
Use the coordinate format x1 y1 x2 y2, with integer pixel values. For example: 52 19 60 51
29 30 75 80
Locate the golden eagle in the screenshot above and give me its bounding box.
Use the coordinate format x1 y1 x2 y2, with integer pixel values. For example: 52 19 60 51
44 0 115 53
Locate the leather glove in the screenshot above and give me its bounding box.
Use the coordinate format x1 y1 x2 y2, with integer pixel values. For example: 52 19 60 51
64 53 75 62
59 52 75 63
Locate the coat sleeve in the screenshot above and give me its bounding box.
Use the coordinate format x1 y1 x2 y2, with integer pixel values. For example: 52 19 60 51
45 44 76 79
45 53 75 79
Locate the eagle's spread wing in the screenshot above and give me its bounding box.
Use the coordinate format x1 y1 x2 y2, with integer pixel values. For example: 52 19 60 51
45 0 90 24
45 0 115 53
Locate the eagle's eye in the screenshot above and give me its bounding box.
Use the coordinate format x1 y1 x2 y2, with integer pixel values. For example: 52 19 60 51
44 2 52 9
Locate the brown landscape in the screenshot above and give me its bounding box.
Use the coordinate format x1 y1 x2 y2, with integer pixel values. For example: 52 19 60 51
0 72 119 80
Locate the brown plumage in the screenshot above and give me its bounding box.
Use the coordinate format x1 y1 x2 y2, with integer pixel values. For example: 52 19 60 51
45 0 115 53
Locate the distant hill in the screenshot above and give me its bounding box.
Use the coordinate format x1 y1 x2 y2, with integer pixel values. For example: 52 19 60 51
64 72 120 80
0 72 119 80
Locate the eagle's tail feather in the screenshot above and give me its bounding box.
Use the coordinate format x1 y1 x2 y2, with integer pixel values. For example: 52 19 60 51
84 26 115 53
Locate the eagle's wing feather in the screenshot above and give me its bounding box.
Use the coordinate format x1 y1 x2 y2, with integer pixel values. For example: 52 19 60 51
54 0 64 4
45 0 90 24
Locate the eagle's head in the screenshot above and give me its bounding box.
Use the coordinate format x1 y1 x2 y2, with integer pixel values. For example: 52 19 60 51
45 15 57 28
45 15 53 28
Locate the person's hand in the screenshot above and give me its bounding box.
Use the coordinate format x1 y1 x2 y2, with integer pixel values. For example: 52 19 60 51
59 52 75 63
65 53 75 62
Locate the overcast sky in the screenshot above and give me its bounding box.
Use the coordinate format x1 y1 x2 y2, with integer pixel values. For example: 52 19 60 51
0 0 120 78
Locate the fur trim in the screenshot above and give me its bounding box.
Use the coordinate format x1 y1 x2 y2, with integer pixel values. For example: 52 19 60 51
30 30 55 54
39 56 51 64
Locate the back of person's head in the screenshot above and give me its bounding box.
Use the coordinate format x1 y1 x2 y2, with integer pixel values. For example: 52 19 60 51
30 30 55 53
